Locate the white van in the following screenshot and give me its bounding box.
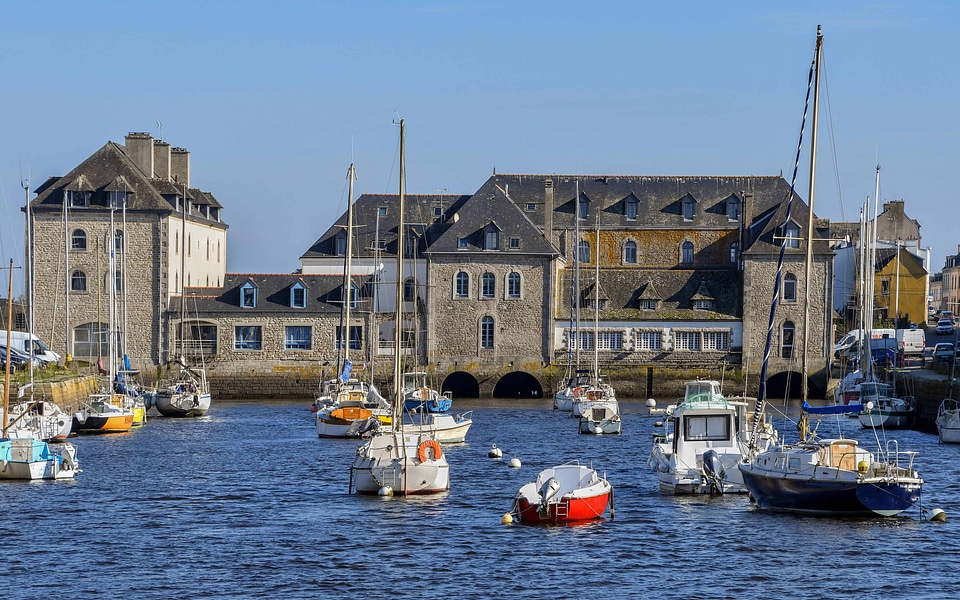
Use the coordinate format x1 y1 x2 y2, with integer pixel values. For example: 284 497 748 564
834 328 896 361
3 332 61 365
896 328 926 357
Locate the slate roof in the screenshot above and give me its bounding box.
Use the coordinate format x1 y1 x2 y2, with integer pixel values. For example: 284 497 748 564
557 268 742 321
300 194 470 260
27 140 226 227
170 273 371 317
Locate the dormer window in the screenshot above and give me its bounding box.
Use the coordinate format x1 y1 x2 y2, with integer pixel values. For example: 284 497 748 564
336 234 346 256
783 221 801 249
509 237 520 249
682 197 695 221
241 282 257 308
578 196 589 219
693 299 714 310
727 198 741 221
525 203 536 212
433 206 442 218
291 282 307 308
68 191 90 208
458 237 468 249
378 207 387 217
625 197 638 220
485 230 499 250
346 282 359 308
108 191 127 208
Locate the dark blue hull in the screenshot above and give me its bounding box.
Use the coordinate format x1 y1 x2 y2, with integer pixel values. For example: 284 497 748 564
740 468 921 517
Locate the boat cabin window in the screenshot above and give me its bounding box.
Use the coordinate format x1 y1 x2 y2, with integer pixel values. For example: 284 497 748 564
683 415 730 441
788 457 801 471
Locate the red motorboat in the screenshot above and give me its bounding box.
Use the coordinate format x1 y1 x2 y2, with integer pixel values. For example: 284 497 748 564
514 462 613 524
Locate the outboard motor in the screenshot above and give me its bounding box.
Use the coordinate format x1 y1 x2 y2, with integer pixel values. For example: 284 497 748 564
357 416 380 436
702 450 726 496
538 477 562 514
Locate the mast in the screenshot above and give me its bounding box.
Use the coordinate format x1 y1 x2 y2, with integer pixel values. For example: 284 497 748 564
63 190 70 360
393 119 405 422
3 259 14 437
24 181 33 370
109 207 117 379
180 184 188 359
122 192 128 366
574 179 581 367
801 26 822 402
371 205 382 387
342 163 356 380
594 209 600 382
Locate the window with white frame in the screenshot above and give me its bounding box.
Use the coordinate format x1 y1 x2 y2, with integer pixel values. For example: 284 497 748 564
455 271 469 298
71 229 87 251
624 241 637 264
485 230 499 250
781 321 795 358
71 270 87 292
783 273 797 302
693 299 714 310
703 331 730 351
784 222 800 249
509 237 520 249
480 316 494 349
570 330 594 350
241 283 257 308
638 299 657 310
284 325 312 350
578 240 590 264
597 331 623 350
727 198 740 221
234 325 262 350
291 283 306 308
525 203 536 212
507 272 521 298
73 322 109 359
636 331 662 350
675 331 700 350
481 272 495 298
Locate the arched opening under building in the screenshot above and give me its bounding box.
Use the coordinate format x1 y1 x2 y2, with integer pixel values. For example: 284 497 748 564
492 371 544 398
442 371 480 399
764 370 823 400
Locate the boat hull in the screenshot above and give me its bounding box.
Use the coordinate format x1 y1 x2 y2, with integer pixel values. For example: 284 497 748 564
154 391 211 418
515 463 611 524
351 432 450 495
72 413 134 434
0 438 78 480
858 410 912 429
739 465 921 517
516 493 610 523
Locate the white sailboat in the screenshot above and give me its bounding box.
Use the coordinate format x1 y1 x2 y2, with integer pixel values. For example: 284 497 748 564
1 258 79 481
571 208 620 430
317 163 393 438
154 185 211 418
350 119 450 495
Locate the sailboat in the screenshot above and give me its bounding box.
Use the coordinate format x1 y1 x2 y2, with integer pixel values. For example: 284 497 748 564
154 185 211 418
316 163 393 438
73 217 137 435
350 119 450 495
555 180 590 412
738 27 923 517
1 258 79 480
571 209 620 433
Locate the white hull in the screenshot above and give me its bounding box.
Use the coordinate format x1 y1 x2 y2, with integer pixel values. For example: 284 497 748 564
857 410 912 429
351 431 450 495
0 438 78 481
578 405 621 435
553 391 574 412
936 400 960 443
407 412 472 444
154 391 211 418
4 402 72 440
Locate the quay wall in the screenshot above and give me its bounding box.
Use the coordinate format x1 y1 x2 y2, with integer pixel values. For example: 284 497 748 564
4 376 100 413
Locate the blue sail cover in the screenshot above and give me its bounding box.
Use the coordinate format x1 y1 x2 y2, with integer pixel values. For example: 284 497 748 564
802 401 863 415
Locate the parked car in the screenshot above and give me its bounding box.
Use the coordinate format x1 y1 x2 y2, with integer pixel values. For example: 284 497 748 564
1 344 43 369
937 319 955 335
933 342 956 363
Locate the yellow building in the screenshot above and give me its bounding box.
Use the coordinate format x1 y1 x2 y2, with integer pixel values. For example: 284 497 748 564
874 247 927 328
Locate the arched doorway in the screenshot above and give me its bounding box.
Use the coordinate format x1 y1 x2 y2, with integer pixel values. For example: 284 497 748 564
442 371 480 399
492 371 544 398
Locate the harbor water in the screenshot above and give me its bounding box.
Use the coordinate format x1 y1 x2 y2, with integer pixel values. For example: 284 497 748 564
4 399 960 599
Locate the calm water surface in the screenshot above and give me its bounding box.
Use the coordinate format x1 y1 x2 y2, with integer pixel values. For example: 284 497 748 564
4 399 960 599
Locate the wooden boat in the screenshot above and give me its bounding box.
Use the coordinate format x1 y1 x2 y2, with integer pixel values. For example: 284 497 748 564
514 462 612 524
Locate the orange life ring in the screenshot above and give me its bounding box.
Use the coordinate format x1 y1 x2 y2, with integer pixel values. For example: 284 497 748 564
417 439 443 462
573 387 585 398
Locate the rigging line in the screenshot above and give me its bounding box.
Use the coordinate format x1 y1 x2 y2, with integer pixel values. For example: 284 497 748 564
750 51 817 451
821 54 847 224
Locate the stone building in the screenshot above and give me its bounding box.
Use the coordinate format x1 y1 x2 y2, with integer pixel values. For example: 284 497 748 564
25 132 227 368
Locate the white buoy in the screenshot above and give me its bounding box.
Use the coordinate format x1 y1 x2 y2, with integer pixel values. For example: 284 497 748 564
645 398 657 408
930 508 947 522
378 486 394 497
501 512 514 525
488 444 503 459
508 457 521 468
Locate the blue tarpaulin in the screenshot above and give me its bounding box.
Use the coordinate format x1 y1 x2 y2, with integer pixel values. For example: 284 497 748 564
802 401 864 415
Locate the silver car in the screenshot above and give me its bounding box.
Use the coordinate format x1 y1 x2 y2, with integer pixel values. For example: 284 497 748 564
936 319 955 335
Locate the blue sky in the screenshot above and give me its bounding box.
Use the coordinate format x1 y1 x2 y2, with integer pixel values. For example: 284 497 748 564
2 1 959 298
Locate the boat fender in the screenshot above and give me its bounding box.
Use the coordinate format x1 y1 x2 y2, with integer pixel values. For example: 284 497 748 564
193 395 200 408
417 439 443 462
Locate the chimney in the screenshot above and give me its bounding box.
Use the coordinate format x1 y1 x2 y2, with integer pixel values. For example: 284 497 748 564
171 147 191 188
125 132 154 177
544 178 554 247
153 140 171 181
742 191 755 246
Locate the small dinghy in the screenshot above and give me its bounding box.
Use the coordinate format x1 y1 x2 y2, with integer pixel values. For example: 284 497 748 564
513 461 612 524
